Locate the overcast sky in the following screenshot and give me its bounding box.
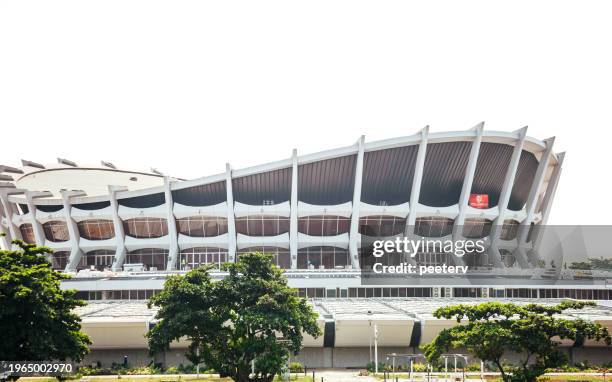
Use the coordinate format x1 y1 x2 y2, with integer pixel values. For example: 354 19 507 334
1 1 611 225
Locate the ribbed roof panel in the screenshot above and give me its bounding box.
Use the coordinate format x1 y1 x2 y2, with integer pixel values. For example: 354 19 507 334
298 155 357 205
419 142 472 207
171 181 226 207
471 142 514 208
508 151 538 211
118 192 165 208
232 167 292 205
361 145 418 205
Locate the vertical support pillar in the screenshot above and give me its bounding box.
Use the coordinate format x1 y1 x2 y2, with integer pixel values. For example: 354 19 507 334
516 137 555 266
62 190 86 272
25 191 52 246
406 126 429 228
488 126 528 268
452 122 484 266
349 135 365 270
225 163 237 262
537 152 565 227
290 149 299 269
403 127 428 265
0 199 9 249
109 186 128 272
164 177 179 271
0 190 24 249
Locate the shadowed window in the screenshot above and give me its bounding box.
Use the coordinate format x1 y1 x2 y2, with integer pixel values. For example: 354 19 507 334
179 247 228 270
359 215 406 237
43 220 69 242
298 215 350 236
126 248 169 270
19 223 36 244
78 219 115 240
297 246 349 269
177 216 228 237
123 218 168 238
235 215 289 236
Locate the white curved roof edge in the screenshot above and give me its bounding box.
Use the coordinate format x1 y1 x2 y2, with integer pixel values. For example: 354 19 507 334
44 240 71 251
298 201 353 218
297 232 350 249
359 202 410 218
234 201 290 218
124 236 170 251
414 203 459 219
118 204 167 220
71 205 114 222
464 205 499 220
236 232 290 250
79 238 118 252
177 233 229 250
14 129 558 205
37 209 67 223
173 202 228 219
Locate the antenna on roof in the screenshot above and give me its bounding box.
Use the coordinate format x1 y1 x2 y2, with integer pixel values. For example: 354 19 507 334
101 160 117 169
57 158 77 167
150 168 163 176
21 159 45 169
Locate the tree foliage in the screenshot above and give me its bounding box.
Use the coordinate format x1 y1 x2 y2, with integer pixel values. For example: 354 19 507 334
423 301 611 382
147 252 321 382
0 236 91 361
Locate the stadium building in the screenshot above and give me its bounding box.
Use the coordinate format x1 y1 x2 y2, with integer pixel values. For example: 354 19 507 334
1 125 611 367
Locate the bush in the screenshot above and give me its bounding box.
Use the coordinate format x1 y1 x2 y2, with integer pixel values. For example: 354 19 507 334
289 362 304 373
466 363 481 372
412 363 428 372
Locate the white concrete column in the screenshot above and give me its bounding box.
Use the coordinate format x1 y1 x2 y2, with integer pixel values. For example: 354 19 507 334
406 126 429 228
349 135 365 270
62 190 86 272
0 189 24 249
290 149 299 269
164 177 179 271
488 126 528 268
225 163 237 262
451 122 484 266
516 137 554 266
531 152 564 254
25 191 52 246
109 185 128 272
538 152 565 227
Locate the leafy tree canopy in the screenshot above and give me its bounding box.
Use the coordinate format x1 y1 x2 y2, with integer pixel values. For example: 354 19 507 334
423 301 611 382
147 252 321 382
0 236 91 362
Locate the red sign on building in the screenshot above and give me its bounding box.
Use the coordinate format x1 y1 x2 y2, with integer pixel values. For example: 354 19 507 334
469 193 489 209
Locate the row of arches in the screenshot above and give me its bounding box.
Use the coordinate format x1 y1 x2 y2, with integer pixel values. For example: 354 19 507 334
19 216 522 243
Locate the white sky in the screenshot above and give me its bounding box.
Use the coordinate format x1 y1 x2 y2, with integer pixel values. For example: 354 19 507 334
1 1 611 225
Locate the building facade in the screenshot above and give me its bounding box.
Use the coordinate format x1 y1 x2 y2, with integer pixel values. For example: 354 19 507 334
2 125 611 302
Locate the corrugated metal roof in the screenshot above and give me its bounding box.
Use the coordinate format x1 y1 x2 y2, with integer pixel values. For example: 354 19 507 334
232 167 292 205
471 143 539 210
508 151 538 211
298 155 357 205
471 142 514 207
419 142 472 207
171 181 226 207
361 145 418 205
117 192 166 208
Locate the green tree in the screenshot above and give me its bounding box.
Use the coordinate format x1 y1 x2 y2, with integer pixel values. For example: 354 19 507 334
147 252 321 382
0 235 91 361
423 301 611 382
